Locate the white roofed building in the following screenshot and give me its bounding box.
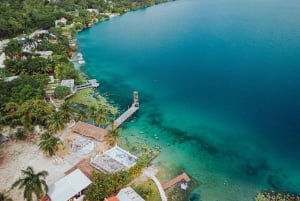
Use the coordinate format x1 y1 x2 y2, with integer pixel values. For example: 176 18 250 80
47 169 91 201
116 187 145 201
61 79 75 92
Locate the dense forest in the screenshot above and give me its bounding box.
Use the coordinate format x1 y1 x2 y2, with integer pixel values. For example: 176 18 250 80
0 0 171 39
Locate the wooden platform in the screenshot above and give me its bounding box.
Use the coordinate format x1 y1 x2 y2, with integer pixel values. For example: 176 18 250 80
162 173 191 190
75 79 99 90
107 105 138 130
106 91 139 130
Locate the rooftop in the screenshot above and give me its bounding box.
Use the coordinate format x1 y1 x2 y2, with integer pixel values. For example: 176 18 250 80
117 187 145 201
65 159 95 180
105 196 119 201
61 79 75 88
72 121 108 142
90 146 137 173
48 169 91 201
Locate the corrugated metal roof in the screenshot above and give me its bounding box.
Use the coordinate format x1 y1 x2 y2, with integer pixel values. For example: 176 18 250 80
117 187 145 201
48 169 91 201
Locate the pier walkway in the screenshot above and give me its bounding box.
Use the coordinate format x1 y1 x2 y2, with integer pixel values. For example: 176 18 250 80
162 173 191 190
106 91 139 130
75 79 99 91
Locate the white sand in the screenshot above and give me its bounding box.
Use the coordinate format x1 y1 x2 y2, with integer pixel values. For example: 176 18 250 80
0 125 85 201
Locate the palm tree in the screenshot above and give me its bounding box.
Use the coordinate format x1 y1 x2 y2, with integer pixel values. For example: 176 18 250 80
11 166 48 201
0 192 13 201
106 121 121 146
88 105 97 125
59 101 73 121
76 109 87 121
95 106 108 128
4 39 23 59
46 111 65 132
38 132 63 156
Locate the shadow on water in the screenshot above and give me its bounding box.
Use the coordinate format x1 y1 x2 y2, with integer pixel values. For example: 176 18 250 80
189 193 201 201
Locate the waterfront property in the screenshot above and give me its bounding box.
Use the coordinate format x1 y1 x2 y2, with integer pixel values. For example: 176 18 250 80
47 169 91 201
72 121 108 142
90 146 138 173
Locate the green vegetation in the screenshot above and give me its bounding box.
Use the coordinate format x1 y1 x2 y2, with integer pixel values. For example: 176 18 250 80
54 86 71 99
38 132 63 156
255 191 300 201
106 121 121 145
15 128 27 141
11 166 48 201
133 180 161 201
0 192 13 201
85 150 155 201
69 89 96 106
0 0 171 39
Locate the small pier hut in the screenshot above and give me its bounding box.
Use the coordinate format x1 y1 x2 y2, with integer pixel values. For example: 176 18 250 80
162 172 191 190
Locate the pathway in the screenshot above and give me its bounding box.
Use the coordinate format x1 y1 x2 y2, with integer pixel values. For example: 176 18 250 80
143 168 168 201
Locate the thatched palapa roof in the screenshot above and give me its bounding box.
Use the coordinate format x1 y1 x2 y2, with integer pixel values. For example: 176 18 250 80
72 121 107 142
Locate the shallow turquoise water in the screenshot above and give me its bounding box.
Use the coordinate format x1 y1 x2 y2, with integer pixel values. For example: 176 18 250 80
77 0 300 199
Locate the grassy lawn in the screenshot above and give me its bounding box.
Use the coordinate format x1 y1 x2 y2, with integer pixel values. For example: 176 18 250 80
133 179 161 201
68 88 119 115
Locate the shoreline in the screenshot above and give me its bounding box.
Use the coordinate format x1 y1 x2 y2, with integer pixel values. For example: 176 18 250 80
70 2 196 199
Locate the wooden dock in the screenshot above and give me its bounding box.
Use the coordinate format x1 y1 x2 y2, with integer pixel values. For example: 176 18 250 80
75 79 99 91
106 91 139 130
162 173 191 190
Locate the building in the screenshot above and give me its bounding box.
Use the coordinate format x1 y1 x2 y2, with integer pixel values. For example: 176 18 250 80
105 187 145 201
90 146 138 173
55 17 68 27
47 169 91 201
61 79 75 91
72 121 108 142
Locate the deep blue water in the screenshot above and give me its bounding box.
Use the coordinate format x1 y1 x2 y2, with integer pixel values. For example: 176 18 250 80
77 0 300 199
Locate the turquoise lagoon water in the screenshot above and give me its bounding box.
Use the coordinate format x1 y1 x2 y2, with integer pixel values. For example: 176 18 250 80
77 0 300 200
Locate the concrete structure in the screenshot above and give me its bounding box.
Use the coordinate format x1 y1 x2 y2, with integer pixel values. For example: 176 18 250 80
90 146 137 173
61 79 75 90
117 187 145 201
